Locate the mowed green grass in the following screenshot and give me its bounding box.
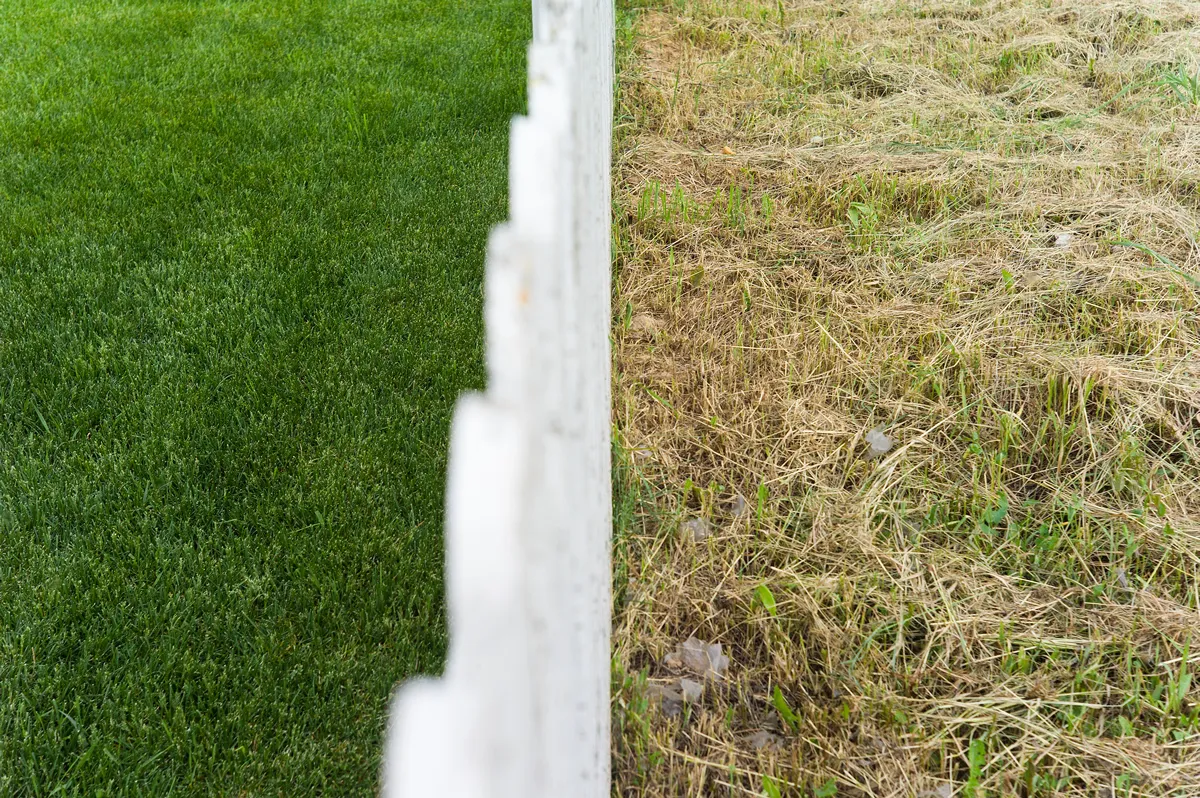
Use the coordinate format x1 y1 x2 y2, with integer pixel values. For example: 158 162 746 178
0 1 526 793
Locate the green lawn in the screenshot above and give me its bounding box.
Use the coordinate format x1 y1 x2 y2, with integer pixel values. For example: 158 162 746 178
0 1 526 793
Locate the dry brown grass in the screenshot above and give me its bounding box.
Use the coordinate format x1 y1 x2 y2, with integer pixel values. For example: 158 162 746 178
609 1 1200 796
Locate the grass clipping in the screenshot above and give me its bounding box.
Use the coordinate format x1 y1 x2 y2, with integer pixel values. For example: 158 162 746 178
611 1 1200 796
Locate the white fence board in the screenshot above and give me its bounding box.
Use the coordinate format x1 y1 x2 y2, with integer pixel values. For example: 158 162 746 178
382 2 613 795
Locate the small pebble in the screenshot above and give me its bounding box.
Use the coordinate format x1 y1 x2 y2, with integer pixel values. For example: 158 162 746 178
1053 232 1074 249
810 135 826 146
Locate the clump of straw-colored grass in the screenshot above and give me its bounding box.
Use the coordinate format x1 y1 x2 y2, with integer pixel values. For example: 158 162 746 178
612 1 1200 795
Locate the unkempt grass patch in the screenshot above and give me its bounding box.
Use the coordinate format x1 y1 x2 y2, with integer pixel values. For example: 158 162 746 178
612 1 1200 795
0 1 526 793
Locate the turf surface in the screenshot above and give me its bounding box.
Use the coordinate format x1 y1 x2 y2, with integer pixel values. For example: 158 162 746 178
0 1 526 792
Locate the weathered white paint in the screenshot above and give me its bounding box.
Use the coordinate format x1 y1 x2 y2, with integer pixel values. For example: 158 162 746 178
381 1 614 796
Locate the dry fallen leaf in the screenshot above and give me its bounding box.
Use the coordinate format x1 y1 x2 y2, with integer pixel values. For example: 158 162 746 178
644 682 684 717
646 677 704 717
721 145 735 155
664 635 730 680
745 729 784 751
864 426 894 460
682 517 711 542
629 313 660 333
